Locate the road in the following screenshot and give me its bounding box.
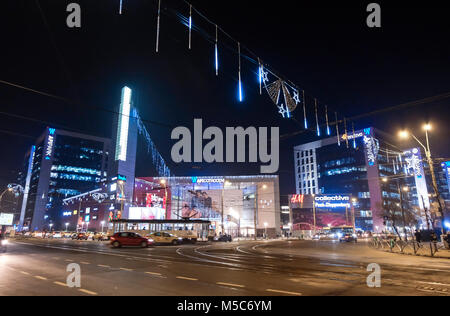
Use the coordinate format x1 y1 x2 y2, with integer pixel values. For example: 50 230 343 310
1 238 449 296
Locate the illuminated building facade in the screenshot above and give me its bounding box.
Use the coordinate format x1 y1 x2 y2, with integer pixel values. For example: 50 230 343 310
293 127 421 232
132 176 281 238
20 127 110 231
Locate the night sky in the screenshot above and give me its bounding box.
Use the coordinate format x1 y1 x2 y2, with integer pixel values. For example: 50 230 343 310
1 0 449 196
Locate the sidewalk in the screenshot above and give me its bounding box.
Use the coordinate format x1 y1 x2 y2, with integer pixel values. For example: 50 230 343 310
374 241 450 259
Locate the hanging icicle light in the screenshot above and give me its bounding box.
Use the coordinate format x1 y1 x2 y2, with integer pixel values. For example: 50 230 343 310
352 122 357 149
325 105 330 136
315 99 320 136
188 4 192 50
238 42 243 102
344 118 349 148
258 58 263 95
215 25 219 76
303 91 308 129
156 0 161 53
119 0 123 15
335 112 341 146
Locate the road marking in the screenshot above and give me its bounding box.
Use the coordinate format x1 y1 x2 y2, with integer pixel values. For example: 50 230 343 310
79 289 98 295
54 281 68 287
176 276 198 281
217 282 245 288
20 271 30 275
80 262 90 265
97 264 110 268
120 268 133 272
266 289 302 296
65 259 74 262
52 257 60 260
145 272 162 276
34 276 47 280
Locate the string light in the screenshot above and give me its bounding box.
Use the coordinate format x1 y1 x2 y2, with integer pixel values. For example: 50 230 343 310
258 58 262 95
119 0 123 15
352 122 356 149
315 99 320 136
188 4 192 50
238 42 243 102
344 118 349 148
335 112 341 146
156 0 161 53
325 105 330 135
215 25 218 76
303 90 308 129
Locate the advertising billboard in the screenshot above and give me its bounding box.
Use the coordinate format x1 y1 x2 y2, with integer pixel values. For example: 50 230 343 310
0 213 14 226
289 194 352 230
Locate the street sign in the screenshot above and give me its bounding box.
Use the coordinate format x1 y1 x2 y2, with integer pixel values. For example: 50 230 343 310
0 213 14 226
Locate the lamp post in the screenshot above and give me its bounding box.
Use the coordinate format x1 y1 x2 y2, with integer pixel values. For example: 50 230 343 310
65 223 69 232
399 125 446 234
351 198 357 234
101 221 105 233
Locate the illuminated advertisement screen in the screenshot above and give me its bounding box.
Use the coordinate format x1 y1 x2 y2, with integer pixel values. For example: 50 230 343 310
0 213 14 226
289 194 351 230
129 207 165 220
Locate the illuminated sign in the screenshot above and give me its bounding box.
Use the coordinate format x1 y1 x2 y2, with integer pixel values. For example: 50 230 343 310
192 177 225 184
404 148 430 210
364 135 379 166
45 128 56 160
441 161 450 194
0 213 14 226
314 195 351 209
117 174 127 182
62 211 72 217
341 128 372 142
85 215 90 223
115 87 132 162
290 194 304 204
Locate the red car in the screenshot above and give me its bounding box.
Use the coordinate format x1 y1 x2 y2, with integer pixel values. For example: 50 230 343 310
110 232 154 248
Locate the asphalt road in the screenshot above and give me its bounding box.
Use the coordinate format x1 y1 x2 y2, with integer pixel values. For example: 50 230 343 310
1 238 449 296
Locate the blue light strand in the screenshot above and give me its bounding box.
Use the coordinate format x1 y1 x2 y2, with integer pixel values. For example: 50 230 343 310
238 42 243 102
119 0 123 15
188 5 192 50
215 25 219 76
325 105 331 136
335 112 341 146
303 90 308 129
315 99 320 136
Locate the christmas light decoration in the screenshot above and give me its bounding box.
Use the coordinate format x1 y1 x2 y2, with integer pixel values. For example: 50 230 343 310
215 25 218 76
335 112 341 146
315 99 320 136
156 0 161 53
238 43 243 102
303 90 308 129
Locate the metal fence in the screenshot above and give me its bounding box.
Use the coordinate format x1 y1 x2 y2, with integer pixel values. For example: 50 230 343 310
369 237 448 257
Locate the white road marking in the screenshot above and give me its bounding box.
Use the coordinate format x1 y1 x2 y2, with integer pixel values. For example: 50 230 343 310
20 271 30 275
54 281 68 287
119 267 133 272
266 289 302 296
176 276 198 281
217 282 245 288
97 264 111 268
34 276 47 280
79 289 98 295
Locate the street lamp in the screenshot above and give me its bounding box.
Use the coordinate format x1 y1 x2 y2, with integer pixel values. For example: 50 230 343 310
399 125 446 233
101 221 105 233
49 223 53 232
65 223 69 232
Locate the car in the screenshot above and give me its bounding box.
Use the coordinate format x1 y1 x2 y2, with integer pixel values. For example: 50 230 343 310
0 238 7 253
147 232 183 245
52 232 63 239
339 233 357 243
93 232 109 241
72 233 88 240
213 234 233 242
110 232 154 248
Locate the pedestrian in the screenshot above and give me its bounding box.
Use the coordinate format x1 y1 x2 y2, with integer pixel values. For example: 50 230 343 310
415 230 422 243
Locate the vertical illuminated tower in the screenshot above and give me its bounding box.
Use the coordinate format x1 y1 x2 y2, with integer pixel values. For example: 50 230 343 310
110 86 138 220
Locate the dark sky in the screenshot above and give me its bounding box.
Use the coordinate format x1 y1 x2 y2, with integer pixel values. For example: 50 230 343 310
1 0 449 195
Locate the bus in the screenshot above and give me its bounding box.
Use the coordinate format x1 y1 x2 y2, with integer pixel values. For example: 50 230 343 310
110 219 213 243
